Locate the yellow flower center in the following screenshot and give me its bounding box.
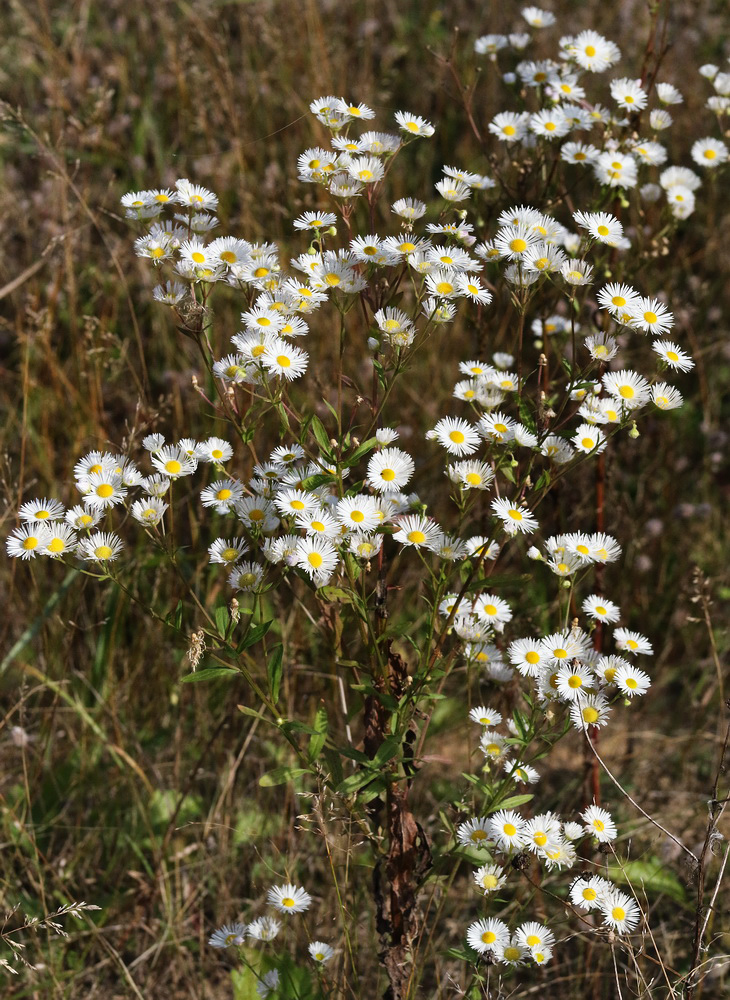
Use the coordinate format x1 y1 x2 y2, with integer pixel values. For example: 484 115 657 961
95 545 113 559
191 251 206 264
449 430 465 444
583 707 599 723
503 823 517 837
510 238 527 253
612 906 625 921
398 242 416 253
597 225 610 236
307 552 323 569
216 489 232 501
554 647 567 659
585 45 596 56
545 121 557 132
165 460 182 474
526 934 540 947
282 897 296 908
503 124 516 136
249 509 264 521
482 931 496 944
381 469 396 481
582 437 595 449
222 548 239 562
350 510 365 523
484 604 497 616
407 530 426 544
471 829 487 841
466 472 481 485
504 946 521 961
593 818 605 831
534 831 547 846
507 509 522 521
704 149 717 160
619 385 635 399
482 873 498 888
526 651 540 664
583 886 597 900
666 351 679 362
568 675 582 688
436 281 454 295
254 266 269 278
626 677 638 689
644 311 658 324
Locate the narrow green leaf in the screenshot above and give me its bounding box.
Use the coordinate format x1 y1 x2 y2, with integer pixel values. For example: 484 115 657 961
308 704 328 763
489 793 534 812
215 604 229 639
259 766 309 787
336 769 378 797
267 644 284 702
237 619 273 651
181 667 238 683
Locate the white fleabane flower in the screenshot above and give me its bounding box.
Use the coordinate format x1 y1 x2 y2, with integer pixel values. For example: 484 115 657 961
266 883 313 914
367 448 415 492
610 77 648 111
309 941 335 963
432 417 481 456
491 497 538 535
581 804 617 842
691 137 728 168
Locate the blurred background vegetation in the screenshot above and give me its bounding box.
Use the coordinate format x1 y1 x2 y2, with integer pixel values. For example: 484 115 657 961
0 0 728 997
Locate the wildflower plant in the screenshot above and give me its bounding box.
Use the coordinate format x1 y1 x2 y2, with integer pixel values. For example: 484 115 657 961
6 6 729 998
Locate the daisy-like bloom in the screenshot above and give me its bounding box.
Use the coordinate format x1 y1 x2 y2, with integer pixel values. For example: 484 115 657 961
562 141 600 165
18 497 65 523
497 936 530 967
614 627 653 656
241 304 285 333
667 186 696 220
494 223 541 260
572 424 607 455
374 307 415 341
594 653 628 686
570 874 614 910
582 594 621 623
78 531 124 563
432 417 481 457
598 282 641 316
479 411 516 443
585 332 618 362
614 662 652 697
523 813 561 853
530 107 571 139
491 497 538 535
465 537 500 562
594 151 639 189
561 260 593 286
473 594 513 630
131 496 168 527
80 468 127 510
632 139 668 166
309 941 335 963
522 5 555 26
541 435 573 464
582 804 617 842
539 836 578 871
516 921 556 954
295 507 340 539
570 30 620 71
540 631 585 666
360 131 401 154
656 81 682 104
522 242 567 274
200 480 245 513
237 496 280 533
473 862 506 895
474 33 509 54
229 561 266 592
467 917 510 954
469 705 503 727
295 537 339 585
600 890 641 933
367 448 414 493
262 339 308 381
394 110 435 137
208 538 248 567
246 915 282 942
336 495 381 533
508 637 548 677
570 693 612 730
6 523 53 560
573 211 624 246
602 370 651 409
555 662 594 702
457 816 492 848
652 340 694 372
652 381 683 411
448 459 494 491
195 437 233 464
347 155 385 185
488 111 529 143
631 297 674 336
270 443 305 466
65 505 100 530
208 922 247 948
392 514 441 551
274 488 320 518
548 551 583 578
507 761 540 784
152 446 197 480
691 137 728 168
175 178 218 211
489 809 527 851
391 197 426 221
434 178 472 202
348 533 383 561
610 77 647 111
267 883 312 915
480 730 508 762
256 970 280 999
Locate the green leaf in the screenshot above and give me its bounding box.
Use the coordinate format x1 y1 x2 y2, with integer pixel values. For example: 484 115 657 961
501 465 516 485
267 644 283 702
348 436 378 465
300 472 337 491
237 619 273 652
372 734 401 768
607 858 686 904
316 585 355 605
518 398 537 435
322 748 344 786
489 793 533 812
181 667 238 683
215 604 229 639
166 599 184 630
259 766 309 787
310 415 333 458
308 704 328 763
336 769 380 797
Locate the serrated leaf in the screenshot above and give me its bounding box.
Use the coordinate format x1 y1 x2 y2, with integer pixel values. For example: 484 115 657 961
267 644 283 702
259 766 309 787
181 667 238 683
